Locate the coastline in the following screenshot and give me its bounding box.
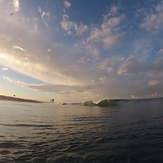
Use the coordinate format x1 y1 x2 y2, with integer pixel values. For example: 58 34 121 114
0 95 42 103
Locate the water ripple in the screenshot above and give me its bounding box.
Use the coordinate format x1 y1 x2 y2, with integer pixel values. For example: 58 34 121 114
0 100 163 162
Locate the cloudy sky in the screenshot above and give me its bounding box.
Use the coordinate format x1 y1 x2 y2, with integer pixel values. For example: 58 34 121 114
0 0 163 102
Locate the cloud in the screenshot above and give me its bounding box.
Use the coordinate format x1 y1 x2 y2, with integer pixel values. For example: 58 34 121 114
149 92 159 98
37 7 50 27
60 14 74 35
27 83 96 94
103 33 124 49
47 48 51 52
2 75 103 102
13 0 20 12
38 6 42 13
41 11 50 20
73 6 126 61
131 95 138 99
2 67 8 71
86 45 100 59
141 1 163 32
99 76 108 84
0 51 79 85
148 80 161 86
75 23 88 36
1 0 163 102
13 46 27 52
97 59 113 73
86 8 125 50
157 49 163 54
3 76 27 87
63 1 71 9
117 55 163 77
2 76 85 94
117 55 143 76
60 14 88 36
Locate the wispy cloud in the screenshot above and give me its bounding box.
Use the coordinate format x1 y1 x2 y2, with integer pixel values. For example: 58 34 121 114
1 0 163 101
13 46 27 52
37 6 50 28
60 14 88 36
86 45 100 59
3 76 27 87
2 67 8 71
63 1 71 9
117 55 163 78
148 80 161 86
97 59 113 73
86 12 125 46
13 0 20 12
141 1 163 33
157 49 163 54
2 75 102 102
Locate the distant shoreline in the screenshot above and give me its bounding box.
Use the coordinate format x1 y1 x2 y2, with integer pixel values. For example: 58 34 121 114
0 95 42 103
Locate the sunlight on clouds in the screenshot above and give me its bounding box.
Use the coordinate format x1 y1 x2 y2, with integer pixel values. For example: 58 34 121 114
13 46 27 52
0 50 85 86
148 80 161 86
47 48 51 52
1 0 163 101
13 0 20 12
0 11 39 39
131 95 138 99
2 67 8 71
3 76 27 87
2 75 102 102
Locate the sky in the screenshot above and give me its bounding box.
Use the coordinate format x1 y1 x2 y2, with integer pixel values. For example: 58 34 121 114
0 0 163 103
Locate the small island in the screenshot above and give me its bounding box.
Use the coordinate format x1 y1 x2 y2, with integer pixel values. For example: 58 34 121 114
0 95 42 103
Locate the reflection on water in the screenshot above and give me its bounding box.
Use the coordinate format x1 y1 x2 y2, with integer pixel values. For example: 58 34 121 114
0 99 163 162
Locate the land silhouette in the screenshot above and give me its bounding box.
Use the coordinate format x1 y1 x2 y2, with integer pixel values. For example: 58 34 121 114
0 95 42 103
1 95 162 107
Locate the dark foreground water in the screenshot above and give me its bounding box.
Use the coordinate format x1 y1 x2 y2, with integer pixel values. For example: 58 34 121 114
0 99 163 163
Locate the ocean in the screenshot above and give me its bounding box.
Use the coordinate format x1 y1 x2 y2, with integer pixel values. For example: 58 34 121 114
0 99 163 163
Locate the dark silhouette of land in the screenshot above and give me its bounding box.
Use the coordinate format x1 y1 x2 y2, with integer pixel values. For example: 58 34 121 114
0 95 42 103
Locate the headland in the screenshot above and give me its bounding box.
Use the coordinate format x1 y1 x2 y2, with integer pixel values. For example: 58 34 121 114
0 95 42 103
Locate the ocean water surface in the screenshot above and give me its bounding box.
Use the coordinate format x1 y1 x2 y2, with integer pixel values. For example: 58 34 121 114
0 99 163 163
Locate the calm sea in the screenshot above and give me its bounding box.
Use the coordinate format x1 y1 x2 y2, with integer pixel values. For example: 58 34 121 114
0 99 163 163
